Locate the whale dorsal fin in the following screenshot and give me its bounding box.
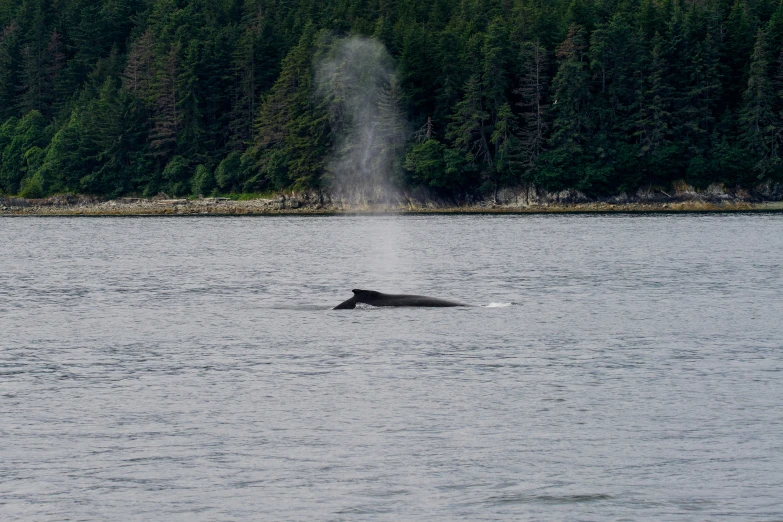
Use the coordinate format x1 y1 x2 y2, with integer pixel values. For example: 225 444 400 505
353 289 379 297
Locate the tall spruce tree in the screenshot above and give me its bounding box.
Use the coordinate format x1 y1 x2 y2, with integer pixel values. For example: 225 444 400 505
637 32 678 184
446 75 492 193
515 39 550 173
248 26 329 190
538 25 593 191
0 22 19 120
740 30 780 177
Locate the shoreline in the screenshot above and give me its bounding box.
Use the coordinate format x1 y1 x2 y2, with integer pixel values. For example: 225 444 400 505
2 196 783 216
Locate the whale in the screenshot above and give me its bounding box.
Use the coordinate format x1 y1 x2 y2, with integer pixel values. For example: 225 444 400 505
333 289 468 309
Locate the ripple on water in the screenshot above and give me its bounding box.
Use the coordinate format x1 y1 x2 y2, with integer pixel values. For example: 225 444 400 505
1 214 782 521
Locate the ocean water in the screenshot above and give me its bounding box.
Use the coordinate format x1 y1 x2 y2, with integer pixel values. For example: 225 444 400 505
1 214 782 520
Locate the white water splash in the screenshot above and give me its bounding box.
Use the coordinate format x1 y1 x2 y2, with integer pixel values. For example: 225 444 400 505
485 302 513 308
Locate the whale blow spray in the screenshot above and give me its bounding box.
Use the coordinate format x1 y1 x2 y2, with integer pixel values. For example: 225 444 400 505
316 36 406 207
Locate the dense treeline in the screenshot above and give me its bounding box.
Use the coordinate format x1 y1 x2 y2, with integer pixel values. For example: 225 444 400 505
1 0 783 199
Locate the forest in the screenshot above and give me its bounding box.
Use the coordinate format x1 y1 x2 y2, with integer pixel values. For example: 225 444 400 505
1 0 783 199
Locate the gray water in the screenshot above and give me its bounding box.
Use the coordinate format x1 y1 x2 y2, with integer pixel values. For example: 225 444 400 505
1 214 782 521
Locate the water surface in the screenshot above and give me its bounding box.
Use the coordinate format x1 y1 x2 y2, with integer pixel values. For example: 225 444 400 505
1 214 782 520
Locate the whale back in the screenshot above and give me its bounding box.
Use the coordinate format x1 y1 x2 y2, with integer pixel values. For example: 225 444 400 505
349 289 465 307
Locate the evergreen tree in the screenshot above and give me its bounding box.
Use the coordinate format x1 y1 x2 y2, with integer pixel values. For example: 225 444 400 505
1 0 782 198
515 39 550 173
248 26 329 190
33 110 85 193
76 79 149 196
149 44 180 160
18 42 45 114
0 110 47 194
681 32 723 185
491 102 522 186
637 32 679 184
122 29 155 100
0 22 19 120
43 29 65 110
767 0 783 51
446 75 491 192
191 162 215 195
538 25 594 191
404 138 449 188
724 0 755 104
589 13 644 189
376 77 407 184
740 30 780 178
229 14 262 149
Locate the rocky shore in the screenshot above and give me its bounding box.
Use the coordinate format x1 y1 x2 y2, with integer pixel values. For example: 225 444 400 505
2 181 783 216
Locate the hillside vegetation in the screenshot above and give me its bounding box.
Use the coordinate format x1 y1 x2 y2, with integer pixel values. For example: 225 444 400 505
1 0 783 199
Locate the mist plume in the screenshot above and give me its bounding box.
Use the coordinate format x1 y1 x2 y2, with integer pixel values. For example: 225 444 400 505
316 36 406 206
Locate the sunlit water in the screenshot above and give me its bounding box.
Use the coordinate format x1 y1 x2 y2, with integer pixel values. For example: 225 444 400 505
1 214 782 520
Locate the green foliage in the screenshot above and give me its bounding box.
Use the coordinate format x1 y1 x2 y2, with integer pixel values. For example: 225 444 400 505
405 139 447 188
248 26 329 191
36 111 88 194
446 75 492 192
162 155 190 196
739 30 781 178
215 151 242 192
191 164 215 196
538 25 593 191
18 170 45 198
0 0 782 199
0 110 48 194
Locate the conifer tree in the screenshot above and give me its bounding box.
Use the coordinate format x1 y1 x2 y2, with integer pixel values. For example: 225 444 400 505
724 0 756 103
249 26 329 190
767 0 783 51
515 39 550 172
491 102 522 187
33 109 85 193
0 22 20 120
176 39 207 163
43 29 65 108
80 79 149 196
740 30 780 177
376 77 407 183
637 33 678 183
446 75 492 186
149 44 180 160
229 16 262 149
482 18 510 124
397 22 433 118
550 25 592 149
0 110 47 194
2 0 783 198
589 14 641 138
538 25 593 190
18 42 45 114
122 29 155 100
681 32 723 184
